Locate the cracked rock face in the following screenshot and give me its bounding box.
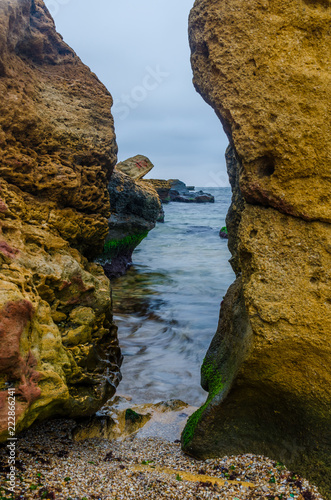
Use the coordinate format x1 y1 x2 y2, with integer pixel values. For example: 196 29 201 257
0 0 121 440
182 0 331 497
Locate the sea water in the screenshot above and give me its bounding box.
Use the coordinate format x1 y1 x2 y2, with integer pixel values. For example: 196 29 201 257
111 187 234 406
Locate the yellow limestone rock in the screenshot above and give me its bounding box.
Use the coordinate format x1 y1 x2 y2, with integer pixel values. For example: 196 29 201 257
188 0 331 222
182 1 331 497
0 0 121 440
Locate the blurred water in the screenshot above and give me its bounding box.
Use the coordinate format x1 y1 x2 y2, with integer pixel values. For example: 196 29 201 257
111 187 234 406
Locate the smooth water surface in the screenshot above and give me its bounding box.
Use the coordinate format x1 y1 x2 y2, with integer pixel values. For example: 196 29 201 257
112 187 234 406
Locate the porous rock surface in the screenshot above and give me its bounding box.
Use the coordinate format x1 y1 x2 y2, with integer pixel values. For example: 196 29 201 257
188 0 330 222
183 0 331 497
0 0 121 441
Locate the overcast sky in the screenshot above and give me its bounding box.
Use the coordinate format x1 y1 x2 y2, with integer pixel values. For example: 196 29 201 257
44 0 230 186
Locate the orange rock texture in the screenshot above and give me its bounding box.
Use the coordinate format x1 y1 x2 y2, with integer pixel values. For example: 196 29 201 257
0 0 121 440
182 0 331 497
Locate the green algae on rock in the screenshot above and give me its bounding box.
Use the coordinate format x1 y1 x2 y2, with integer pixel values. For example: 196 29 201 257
103 232 149 260
181 358 223 449
182 276 252 451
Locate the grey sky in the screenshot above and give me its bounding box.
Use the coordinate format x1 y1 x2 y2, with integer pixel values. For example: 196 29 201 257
44 0 230 186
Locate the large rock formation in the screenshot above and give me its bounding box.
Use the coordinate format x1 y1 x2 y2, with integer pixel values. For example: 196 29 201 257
0 0 121 441
182 0 331 497
167 179 215 203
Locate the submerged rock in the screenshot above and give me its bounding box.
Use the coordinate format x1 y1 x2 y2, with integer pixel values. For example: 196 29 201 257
0 0 121 441
219 226 228 239
73 396 195 442
183 0 331 497
101 171 161 279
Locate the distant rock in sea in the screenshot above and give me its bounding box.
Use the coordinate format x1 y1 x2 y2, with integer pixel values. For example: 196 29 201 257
145 179 215 204
219 226 228 239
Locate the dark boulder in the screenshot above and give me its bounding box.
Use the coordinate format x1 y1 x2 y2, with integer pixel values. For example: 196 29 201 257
100 171 161 279
168 180 214 203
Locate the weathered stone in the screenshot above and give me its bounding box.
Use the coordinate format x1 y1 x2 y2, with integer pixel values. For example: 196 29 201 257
183 0 331 497
0 0 121 441
188 0 331 222
73 397 194 442
225 146 245 274
101 171 161 279
157 205 165 223
0 1 117 248
168 179 189 193
143 179 172 203
0 187 122 437
145 178 215 204
183 204 331 488
116 155 154 180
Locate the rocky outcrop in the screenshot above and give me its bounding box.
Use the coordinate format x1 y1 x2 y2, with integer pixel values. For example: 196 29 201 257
167 179 215 203
116 155 154 180
142 179 172 203
182 0 331 497
186 0 330 223
145 179 214 203
101 170 161 279
218 227 228 239
0 0 121 441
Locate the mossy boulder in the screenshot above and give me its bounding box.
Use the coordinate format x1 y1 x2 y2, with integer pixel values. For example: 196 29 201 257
102 170 161 279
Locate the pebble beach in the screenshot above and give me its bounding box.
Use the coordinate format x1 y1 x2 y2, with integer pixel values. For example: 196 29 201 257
0 419 324 500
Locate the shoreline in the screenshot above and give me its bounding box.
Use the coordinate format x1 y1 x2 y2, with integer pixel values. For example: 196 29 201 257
0 418 324 500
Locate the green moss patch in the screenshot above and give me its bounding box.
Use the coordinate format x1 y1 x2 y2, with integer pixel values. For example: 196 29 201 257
102 232 148 259
181 359 223 449
125 408 144 424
